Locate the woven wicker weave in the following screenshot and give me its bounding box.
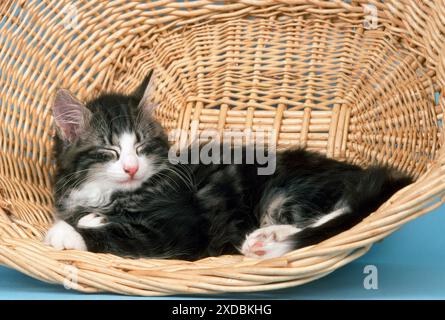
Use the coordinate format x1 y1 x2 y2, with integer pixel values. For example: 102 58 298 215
0 0 444 296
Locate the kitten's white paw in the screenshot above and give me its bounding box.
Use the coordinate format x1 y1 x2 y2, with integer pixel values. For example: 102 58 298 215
77 213 107 228
241 225 300 259
44 220 87 251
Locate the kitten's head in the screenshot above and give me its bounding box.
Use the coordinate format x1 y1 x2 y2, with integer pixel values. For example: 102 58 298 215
53 72 169 192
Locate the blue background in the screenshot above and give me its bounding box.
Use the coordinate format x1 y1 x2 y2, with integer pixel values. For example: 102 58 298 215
1 205 444 299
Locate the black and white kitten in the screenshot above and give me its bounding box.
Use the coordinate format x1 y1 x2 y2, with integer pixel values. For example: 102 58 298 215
45 73 412 260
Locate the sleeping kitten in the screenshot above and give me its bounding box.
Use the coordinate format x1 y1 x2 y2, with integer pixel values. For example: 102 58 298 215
44 72 412 260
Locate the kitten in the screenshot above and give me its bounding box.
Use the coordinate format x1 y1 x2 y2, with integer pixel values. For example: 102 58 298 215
44 72 412 260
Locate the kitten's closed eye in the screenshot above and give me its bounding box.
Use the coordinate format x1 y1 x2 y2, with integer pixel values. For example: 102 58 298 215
136 143 150 155
94 148 119 161
100 148 120 158
136 142 158 155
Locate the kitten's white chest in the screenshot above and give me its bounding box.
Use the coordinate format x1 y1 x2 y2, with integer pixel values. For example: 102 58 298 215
65 181 112 208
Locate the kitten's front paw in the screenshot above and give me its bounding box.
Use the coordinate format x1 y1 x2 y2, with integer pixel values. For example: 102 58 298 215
44 220 87 251
241 225 300 259
77 213 107 228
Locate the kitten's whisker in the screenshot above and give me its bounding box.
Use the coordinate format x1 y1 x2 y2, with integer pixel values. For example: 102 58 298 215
56 175 94 206
161 165 195 192
153 172 182 192
54 168 96 194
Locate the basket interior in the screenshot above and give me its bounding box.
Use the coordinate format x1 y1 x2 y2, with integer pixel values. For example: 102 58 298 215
138 17 439 174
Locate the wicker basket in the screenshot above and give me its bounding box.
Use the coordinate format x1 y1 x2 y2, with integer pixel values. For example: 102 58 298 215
0 0 444 296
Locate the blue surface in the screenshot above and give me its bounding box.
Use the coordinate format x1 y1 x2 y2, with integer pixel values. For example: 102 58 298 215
1 205 444 300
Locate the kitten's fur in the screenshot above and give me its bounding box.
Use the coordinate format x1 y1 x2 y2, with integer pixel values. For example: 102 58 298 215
45 73 412 260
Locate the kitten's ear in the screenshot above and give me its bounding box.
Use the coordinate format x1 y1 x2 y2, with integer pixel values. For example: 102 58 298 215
53 89 91 142
134 70 158 114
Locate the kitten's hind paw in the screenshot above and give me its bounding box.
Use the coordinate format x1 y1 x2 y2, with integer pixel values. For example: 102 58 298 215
241 224 300 259
77 213 107 228
44 220 87 251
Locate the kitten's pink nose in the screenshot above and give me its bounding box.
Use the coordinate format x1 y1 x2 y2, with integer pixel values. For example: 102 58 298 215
124 164 139 177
